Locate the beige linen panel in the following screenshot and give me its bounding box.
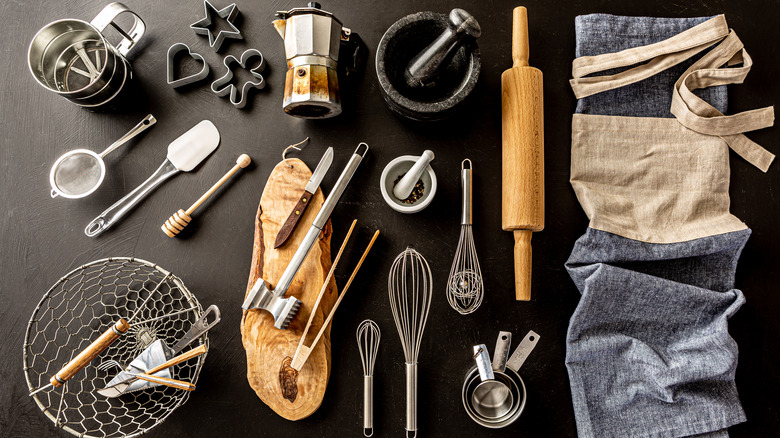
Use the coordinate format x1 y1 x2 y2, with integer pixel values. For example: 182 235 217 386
571 114 747 244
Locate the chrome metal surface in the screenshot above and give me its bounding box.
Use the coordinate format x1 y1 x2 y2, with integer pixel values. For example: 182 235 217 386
23 258 207 437
506 330 540 372
304 147 335 194
27 2 145 108
357 319 380 437
388 246 433 437
242 143 368 329
471 344 512 419
85 159 179 237
50 115 156 199
446 159 483 314
273 3 347 118
492 331 512 372
166 44 210 88
190 1 242 52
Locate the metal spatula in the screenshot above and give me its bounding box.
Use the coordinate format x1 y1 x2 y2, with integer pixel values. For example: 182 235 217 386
85 120 220 237
98 341 206 398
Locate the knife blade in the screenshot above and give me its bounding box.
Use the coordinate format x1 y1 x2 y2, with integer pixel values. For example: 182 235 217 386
274 147 334 248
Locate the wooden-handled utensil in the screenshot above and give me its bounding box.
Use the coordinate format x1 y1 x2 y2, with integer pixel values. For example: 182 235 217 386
502 6 544 301
162 154 251 237
29 319 130 395
290 220 380 371
29 273 172 396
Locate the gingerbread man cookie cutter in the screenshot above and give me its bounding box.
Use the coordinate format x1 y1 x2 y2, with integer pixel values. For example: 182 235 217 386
211 49 267 109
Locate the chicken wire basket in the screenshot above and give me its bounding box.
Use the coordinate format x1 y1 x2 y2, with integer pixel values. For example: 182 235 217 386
23 258 209 437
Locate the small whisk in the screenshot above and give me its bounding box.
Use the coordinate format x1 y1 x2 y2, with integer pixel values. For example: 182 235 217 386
357 319 381 437
447 159 484 314
388 246 433 438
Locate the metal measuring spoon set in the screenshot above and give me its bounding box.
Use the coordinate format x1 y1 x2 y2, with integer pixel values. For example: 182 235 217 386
462 330 539 428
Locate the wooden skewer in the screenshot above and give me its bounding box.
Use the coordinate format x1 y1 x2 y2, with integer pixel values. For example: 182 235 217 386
162 154 251 237
290 222 380 371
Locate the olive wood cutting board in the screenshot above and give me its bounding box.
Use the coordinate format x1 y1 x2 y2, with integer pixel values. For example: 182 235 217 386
241 158 337 420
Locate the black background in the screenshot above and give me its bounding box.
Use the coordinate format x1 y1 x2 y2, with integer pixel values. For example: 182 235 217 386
1 0 778 437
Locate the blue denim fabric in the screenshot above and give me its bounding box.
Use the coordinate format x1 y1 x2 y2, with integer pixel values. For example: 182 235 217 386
574 14 727 117
566 228 749 438
568 14 748 438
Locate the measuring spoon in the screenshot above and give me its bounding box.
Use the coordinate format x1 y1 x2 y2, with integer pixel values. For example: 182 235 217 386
50 114 156 199
471 344 514 419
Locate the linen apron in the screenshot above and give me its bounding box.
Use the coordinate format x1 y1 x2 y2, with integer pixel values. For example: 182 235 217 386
565 14 774 438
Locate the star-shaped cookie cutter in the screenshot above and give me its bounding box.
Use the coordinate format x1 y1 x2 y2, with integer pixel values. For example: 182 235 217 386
211 49 267 109
190 1 242 52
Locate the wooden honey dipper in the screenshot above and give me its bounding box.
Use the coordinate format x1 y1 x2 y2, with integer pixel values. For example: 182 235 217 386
162 154 251 237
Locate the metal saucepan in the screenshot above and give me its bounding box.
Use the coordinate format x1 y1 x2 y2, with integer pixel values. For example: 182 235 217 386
49 114 155 198
462 330 539 428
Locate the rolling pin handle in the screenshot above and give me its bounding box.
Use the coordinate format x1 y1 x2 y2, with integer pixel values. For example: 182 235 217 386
512 7 530 68
514 230 532 301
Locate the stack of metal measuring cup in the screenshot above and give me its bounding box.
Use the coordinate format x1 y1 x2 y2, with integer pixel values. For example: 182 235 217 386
461 330 539 428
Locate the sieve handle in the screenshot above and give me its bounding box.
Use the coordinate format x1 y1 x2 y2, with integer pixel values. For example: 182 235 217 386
50 319 129 388
100 114 157 158
85 159 179 237
90 2 147 57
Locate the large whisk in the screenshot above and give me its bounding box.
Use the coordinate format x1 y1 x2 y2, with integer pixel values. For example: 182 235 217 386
388 247 433 438
357 319 381 437
447 159 484 314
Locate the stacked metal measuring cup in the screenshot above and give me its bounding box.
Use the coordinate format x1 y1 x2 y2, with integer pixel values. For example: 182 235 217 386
462 330 539 428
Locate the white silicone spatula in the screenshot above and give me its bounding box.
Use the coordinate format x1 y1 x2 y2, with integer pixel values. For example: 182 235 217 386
85 120 220 237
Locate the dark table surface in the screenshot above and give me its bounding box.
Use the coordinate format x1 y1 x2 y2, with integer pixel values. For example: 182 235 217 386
2 0 778 437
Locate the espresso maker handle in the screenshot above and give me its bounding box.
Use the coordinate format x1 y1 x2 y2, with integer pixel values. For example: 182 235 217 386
90 2 147 57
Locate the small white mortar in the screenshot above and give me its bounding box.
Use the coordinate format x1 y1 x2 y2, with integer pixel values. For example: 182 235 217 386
380 155 437 213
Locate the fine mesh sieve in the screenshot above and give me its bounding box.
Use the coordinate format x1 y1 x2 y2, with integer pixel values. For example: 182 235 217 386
49 115 155 199
23 257 208 438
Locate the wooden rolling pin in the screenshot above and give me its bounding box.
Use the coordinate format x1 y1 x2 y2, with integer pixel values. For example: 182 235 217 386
501 6 544 301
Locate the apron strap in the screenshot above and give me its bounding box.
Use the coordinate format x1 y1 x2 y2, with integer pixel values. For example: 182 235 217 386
570 15 729 99
570 15 775 172
671 31 775 171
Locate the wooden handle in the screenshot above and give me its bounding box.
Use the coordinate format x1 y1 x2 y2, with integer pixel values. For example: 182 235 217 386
185 154 251 215
134 373 195 391
514 230 532 301
512 7 529 67
51 319 129 387
146 344 208 375
273 190 314 248
290 220 358 371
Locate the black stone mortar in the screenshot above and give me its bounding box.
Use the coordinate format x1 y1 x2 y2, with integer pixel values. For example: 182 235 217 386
376 11 481 121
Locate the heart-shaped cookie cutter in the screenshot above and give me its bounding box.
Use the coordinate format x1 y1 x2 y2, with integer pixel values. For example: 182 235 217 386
211 49 267 109
167 43 210 88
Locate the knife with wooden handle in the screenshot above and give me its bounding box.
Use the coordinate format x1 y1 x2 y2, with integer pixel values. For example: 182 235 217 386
274 147 334 248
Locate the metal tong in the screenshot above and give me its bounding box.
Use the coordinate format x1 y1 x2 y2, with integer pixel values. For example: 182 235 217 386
242 143 369 329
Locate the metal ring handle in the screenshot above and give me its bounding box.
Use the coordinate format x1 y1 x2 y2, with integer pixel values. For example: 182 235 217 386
100 114 156 158
90 2 147 57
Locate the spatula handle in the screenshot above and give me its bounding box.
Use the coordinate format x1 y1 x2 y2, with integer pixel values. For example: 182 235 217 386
85 159 179 237
146 344 208 375
134 373 195 391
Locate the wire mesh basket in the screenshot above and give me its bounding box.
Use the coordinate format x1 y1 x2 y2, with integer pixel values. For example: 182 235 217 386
23 257 209 437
